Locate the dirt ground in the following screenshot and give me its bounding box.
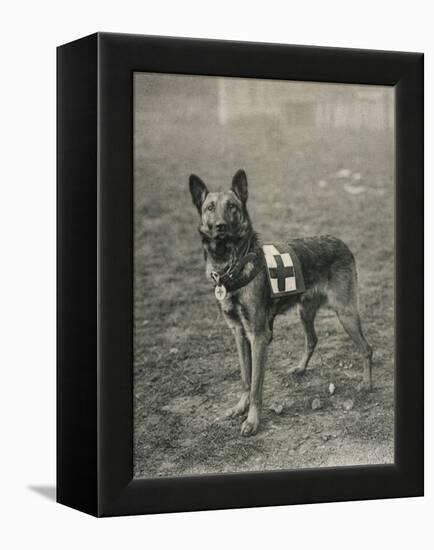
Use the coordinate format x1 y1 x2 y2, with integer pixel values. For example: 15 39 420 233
133 82 395 478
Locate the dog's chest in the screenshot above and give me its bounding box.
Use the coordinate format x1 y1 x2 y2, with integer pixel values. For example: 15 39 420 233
219 293 237 315
218 292 250 325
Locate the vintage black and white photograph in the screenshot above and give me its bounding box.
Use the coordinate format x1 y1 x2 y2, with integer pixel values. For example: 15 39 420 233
133 73 395 478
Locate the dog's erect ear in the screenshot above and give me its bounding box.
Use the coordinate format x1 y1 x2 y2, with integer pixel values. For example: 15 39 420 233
231 169 248 203
189 174 209 213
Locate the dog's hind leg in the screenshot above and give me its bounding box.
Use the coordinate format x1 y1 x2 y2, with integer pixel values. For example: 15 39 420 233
288 297 320 375
328 266 373 390
335 307 373 390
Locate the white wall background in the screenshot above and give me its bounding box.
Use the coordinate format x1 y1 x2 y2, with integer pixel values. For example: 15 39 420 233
0 1 431 548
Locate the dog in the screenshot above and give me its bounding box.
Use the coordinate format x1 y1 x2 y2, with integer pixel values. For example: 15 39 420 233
189 169 372 436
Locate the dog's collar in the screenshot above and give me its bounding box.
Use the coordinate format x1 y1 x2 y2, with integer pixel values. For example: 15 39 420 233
210 251 265 294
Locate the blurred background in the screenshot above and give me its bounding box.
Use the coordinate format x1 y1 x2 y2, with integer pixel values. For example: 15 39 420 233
133 73 394 478
136 74 393 128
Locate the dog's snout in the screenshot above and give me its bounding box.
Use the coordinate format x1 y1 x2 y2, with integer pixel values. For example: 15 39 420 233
215 222 227 232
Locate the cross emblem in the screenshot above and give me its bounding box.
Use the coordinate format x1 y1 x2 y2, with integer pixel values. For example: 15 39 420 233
214 284 227 301
215 286 225 299
268 255 294 292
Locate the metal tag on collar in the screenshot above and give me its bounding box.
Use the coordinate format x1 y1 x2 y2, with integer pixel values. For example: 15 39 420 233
214 284 227 301
211 271 227 301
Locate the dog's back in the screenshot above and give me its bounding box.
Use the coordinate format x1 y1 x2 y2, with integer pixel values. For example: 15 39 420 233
287 235 357 306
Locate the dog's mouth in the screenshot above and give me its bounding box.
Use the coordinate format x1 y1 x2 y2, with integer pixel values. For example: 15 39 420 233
199 225 242 246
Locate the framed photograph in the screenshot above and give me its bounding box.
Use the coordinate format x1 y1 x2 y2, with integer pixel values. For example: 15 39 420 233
57 32 423 516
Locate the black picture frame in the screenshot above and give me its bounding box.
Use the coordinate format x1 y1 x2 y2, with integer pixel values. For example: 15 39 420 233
57 32 423 517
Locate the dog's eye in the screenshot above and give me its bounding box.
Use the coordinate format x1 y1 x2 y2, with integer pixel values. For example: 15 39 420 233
206 203 215 212
229 203 238 212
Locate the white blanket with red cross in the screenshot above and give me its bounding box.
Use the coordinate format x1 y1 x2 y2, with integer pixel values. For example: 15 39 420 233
262 244 305 298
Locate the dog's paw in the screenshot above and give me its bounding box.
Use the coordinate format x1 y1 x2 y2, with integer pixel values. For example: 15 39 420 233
225 394 250 419
225 406 244 419
240 418 259 437
288 365 306 375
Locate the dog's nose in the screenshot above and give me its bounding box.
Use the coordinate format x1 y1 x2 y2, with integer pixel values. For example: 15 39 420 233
215 222 227 232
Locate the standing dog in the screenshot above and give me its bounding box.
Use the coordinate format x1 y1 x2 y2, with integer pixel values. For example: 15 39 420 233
189 169 372 436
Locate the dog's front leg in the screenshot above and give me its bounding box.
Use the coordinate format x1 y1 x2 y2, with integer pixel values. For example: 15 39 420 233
240 333 268 436
224 321 251 418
